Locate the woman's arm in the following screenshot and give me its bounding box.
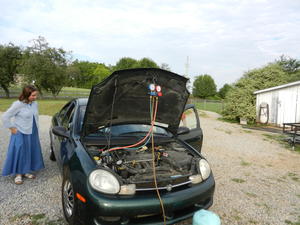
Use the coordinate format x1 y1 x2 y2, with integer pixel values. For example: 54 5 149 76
2 101 21 131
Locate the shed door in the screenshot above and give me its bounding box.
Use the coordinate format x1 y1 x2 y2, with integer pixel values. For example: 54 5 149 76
277 87 298 126
296 86 300 122
271 92 279 124
277 91 284 126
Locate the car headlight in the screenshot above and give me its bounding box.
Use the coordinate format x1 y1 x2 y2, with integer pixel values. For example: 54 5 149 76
89 169 120 194
199 159 211 180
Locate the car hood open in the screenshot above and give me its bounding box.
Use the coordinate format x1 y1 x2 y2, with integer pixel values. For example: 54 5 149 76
82 68 189 136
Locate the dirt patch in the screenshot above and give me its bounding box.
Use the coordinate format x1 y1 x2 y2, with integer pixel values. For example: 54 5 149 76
195 110 300 225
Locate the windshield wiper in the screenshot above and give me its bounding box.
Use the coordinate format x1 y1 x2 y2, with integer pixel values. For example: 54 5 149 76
119 131 148 136
120 131 167 137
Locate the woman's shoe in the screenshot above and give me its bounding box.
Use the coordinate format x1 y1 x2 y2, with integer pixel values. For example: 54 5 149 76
14 175 23 185
24 173 36 179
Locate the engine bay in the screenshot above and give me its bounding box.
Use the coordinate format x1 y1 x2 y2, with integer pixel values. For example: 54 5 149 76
86 141 201 187
84 85 203 189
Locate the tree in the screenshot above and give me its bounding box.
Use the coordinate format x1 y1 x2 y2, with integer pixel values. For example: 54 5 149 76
93 64 110 82
71 60 98 88
222 63 289 122
137 58 159 68
113 57 159 71
113 57 138 71
66 64 81 87
276 55 300 82
21 36 69 97
218 83 232 99
276 55 300 74
192 74 217 98
0 43 22 97
69 60 110 88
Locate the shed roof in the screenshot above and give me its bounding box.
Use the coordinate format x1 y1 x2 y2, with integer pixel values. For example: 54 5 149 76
253 80 300 95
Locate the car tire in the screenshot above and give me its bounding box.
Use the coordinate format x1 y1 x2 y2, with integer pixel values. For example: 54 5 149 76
49 133 56 161
62 168 81 225
50 146 56 161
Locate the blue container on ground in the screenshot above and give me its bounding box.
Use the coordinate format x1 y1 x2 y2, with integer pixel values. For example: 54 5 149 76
192 209 221 225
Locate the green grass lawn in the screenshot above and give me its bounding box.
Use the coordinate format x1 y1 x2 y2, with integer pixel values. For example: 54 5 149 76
57 87 90 97
61 87 90 92
0 87 89 116
194 101 224 114
0 98 68 116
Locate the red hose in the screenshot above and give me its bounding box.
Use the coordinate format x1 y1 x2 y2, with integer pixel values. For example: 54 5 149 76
108 97 158 152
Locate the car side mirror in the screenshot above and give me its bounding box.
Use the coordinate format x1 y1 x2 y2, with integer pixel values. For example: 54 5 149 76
177 126 190 135
52 126 70 139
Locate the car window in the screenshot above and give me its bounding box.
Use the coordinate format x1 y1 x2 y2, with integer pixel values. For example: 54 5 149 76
58 103 71 123
62 103 75 129
179 108 197 129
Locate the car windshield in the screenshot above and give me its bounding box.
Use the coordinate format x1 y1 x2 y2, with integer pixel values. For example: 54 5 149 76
79 105 171 137
92 124 171 137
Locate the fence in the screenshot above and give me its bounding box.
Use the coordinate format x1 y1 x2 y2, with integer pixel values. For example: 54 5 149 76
188 98 224 114
0 90 90 99
0 90 224 114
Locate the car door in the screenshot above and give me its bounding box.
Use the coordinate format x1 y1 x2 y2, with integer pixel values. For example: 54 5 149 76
52 102 76 168
177 104 203 152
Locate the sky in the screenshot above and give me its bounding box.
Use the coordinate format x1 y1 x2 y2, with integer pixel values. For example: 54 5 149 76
1 0 300 89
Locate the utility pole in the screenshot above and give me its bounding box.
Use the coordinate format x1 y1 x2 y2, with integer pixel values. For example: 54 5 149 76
185 56 189 78
185 56 192 92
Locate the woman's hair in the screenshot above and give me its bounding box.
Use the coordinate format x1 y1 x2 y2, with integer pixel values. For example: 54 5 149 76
19 85 38 103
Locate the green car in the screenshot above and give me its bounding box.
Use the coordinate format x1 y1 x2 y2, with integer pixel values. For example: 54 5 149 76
50 68 215 225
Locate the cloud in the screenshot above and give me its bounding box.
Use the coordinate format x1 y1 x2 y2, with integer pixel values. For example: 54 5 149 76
0 0 300 88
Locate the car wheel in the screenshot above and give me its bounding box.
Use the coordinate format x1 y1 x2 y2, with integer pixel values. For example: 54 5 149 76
62 169 80 225
50 146 56 161
49 134 56 161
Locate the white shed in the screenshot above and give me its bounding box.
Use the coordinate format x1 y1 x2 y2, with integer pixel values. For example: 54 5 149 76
254 80 300 126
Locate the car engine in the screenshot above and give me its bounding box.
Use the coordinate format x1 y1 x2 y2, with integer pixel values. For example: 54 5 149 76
86 141 200 187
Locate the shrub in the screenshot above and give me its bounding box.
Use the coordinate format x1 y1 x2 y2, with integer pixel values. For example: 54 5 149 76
222 64 289 122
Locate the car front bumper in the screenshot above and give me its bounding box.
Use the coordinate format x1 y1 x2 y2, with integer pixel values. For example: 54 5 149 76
79 174 215 225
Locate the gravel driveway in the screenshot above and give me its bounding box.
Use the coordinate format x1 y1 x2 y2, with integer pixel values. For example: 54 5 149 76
0 111 300 225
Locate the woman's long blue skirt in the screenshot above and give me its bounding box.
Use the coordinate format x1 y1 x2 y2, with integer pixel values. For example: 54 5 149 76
2 117 45 176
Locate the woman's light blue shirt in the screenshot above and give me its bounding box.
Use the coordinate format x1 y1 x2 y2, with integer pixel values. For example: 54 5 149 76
2 100 39 134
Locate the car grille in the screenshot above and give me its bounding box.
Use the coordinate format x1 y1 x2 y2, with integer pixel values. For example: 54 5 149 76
136 180 191 192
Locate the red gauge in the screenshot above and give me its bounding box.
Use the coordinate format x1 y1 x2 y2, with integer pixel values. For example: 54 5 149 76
156 85 161 92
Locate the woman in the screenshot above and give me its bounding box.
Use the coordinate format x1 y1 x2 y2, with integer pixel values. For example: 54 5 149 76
1 85 45 184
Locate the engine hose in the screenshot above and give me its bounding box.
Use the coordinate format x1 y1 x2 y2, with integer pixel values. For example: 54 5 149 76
151 97 167 225
107 96 158 152
163 157 182 171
